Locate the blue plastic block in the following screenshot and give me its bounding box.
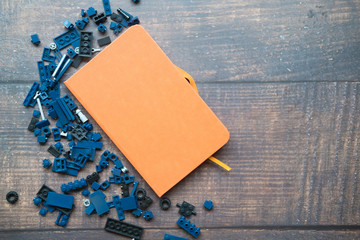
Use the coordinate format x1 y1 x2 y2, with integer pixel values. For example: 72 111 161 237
52 128 61 141
73 154 88 168
55 212 70 227
82 122 93 131
128 16 140 26
89 190 109 216
53 48 63 62
75 20 86 30
35 119 50 129
62 95 77 111
143 210 153 221
23 81 39 107
111 168 121 177
46 192 74 209
164 234 189 240
203 200 213 210
39 91 48 101
37 135 47 144
120 196 138 211
82 16 89 23
67 48 77 58
33 110 41 117
109 22 120 30
102 0 112 16
61 178 87 193
91 181 101 191
177 216 201 238
131 182 138 196
71 146 95 161
82 189 90 197
52 158 67 173
91 132 102 141
37 61 48 86
42 126 51 137
63 19 74 29
31 34 40 45
42 159 52 168
132 208 142 217
54 142 64 152
54 57 73 81
109 176 122 184
81 9 86 17
33 196 42 206
65 168 79 177
113 25 123 35
34 128 41 136
42 99 52 109
123 174 135 184
101 150 111 160
42 201 56 212
112 195 125 220
100 180 110 190
107 200 114 208
42 47 55 62
132 0 140 3
67 133 73 141
39 207 48 216
98 23 107 33
66 161 81 170
96 165 103 173
87 7 97 17
85 203 95 215
53 28 80 50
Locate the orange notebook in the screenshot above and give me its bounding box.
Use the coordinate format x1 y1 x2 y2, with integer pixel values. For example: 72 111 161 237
65 25 229 197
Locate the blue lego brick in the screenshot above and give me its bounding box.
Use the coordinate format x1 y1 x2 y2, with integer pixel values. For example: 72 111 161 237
42 126 51 137
73 154 88 168
132 208 142 217
82 122 93 131
113 25 123 35
35 119 50 129
52 158 67 173
54 57 72 81
98 23 107 33
61 178 87 193
52 99 74 126
143 210 153 221
67 133 73 141
37 61 48 86
34 128 41 136
52 128 61 141
100 180 110 190
54 142 64 152
62 94 77 111
109 22 120 30
63 19 74 29
112 195 125 221
39 207 48 216
131 182 138 196
75 20 86 30
93 12 107 25
71 146 95 161
104 218 144 239
42 47 55 62
102 0 112 16
109 176 122 184
91 181 101 191
82 189 90 197
33 110 40 117
123 174 135 184
85 203 95 215
91 132 102 141
48 83 60 100
47 61 57 72
89 190 109 216
39 91 48 101
67 48 77 58
96 165 103 173
177 216 201 238
128 16 140 26
87 7 97 17
107 200 114 208
203 200 213 210
31 34 41 45
37 135 47 144
82 16 89 23
42 159 52 168
53 28 80 50
111 168 121 177
81 9 86 17
66 161 81 171
101 150 111 160
120 195 138 211
53 48 63 62
64 168 79 176
164 234 189 240
23 81 39 107
77 140 102 150
55 212 70 227
99 159 109 169
33 196 42 206
42 99 52 109
46 192 74 209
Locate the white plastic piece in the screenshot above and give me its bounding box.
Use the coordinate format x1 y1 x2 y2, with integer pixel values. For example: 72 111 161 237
60 131 68 137
121 166 128 173
75 109 88 123
83 199 90 207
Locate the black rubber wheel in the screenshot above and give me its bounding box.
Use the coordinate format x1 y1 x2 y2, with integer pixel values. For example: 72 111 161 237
135 188 146 200
160 197 171 210
6 191 19 204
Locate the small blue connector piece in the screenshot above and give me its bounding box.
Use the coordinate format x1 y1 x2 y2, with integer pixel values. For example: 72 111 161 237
203 200 213 210
39 208 48 216
33 110 41 117
98 23 107 33
52 128 61 141
42 126 51 137
75 20 86 30
87 7 97 17
143 210 153 221
33 196 42 206
91 181 101 191
81 9 86 17
54 142 64 152
82 122 93 131
102 0 112 16
31 34 41 45
132 208 142 217
177 216 200 238
37 135 47 144
82 17 89 23
164 233 189 240
23 81 39 107
67 48 77 59
63 19 75 29
82 189 90 197
42 159 52 168
42 47 55 62
34 128 41 136
53 28 80 50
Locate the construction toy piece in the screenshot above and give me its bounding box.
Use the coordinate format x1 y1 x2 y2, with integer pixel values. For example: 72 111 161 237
82 189 90 197
132 0 140 3
55 212 70 227
86 172 100 185
6 191 19 204
53 28 80 50
52 128 61 141
91 132 102 141
31 34 41 45
52 158 67 173
132 208 142 217
160 197 171 210
138 196 153 210
89 190 109 216
35 119 50 129
97 36 111 47
104 218 143 240
131 181 138 196
75 20 86 30
75 109 88 123
203 200 213 210
71 124 88 141
87 7 97 17
23 81 39 107
42 47 55 62
100 180 110 190
67 48 77 58
36 184 56 201
54 142 64 152
123 174 135 184
120 195 138 211
81 9 86 17
46 192 74 209
177 216 201 238
135 188 146 200
51 54 73 81
63 19 74 29
82 17 89 23
143 210 153 221
34 128 41 136
102 0 112 16
42 126 51 137
39 208 48 216
33 197 42 206
42 159 52 168
28 116 39 132
98 23 107 33
83 199 91 207
48 145 61 157
176 201 196 217
164 233 189 240
93 12 107 25
82 122 93 131
61 178 87 193
37 135 47 144
79 32 93 57
112 195 125 220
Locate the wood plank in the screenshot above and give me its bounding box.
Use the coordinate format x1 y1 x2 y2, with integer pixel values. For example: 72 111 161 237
0 0 359 83
0 82 359 231
0 228 359 240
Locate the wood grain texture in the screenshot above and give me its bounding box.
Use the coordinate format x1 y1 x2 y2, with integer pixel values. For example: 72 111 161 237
0 0 359 83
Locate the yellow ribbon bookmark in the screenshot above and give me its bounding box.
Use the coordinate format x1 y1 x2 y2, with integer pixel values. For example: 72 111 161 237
208 156 232 171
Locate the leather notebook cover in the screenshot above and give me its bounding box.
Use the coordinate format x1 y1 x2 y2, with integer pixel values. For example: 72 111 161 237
65 25 230 197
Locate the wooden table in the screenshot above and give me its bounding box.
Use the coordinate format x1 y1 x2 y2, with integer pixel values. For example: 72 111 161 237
1 0 359 239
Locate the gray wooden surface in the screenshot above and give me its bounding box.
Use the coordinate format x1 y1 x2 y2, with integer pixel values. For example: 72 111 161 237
0 0 359 239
